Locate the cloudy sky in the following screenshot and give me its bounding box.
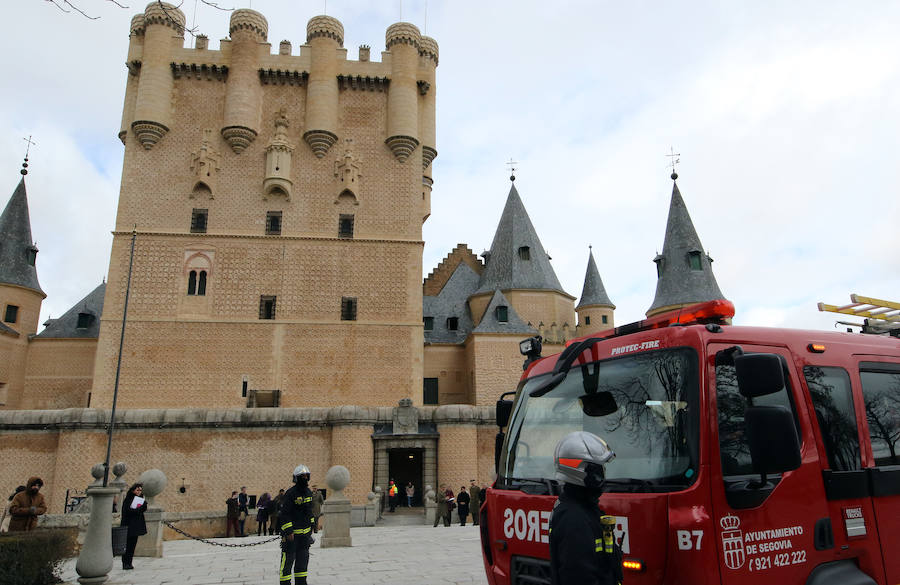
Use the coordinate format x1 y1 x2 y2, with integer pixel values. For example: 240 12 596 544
1 0 898 332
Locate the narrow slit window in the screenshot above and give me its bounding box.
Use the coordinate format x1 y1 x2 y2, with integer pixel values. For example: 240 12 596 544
197 271 207 296
496 305 508 323
341 297 357 321
518 246 531 260
266 211 282 235
187 270 197 295
584 316 591 325
602 315 608 324
259 295 277 319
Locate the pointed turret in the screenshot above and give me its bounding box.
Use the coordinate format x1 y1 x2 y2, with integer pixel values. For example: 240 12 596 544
475 181 565 295
576 248 615 334
0 178 44 295
647 175 725 317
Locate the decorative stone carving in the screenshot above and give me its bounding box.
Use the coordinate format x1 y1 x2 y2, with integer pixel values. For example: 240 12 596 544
392 398 418 435
190 130 221 197
385 135 419 163
264 110 294 200
132 120 169 150
221 125 257 154
334 139 361 197
422 146 437 170
304 129 338 158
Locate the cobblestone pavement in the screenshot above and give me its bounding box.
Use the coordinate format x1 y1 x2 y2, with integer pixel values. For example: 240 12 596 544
59 523 486 585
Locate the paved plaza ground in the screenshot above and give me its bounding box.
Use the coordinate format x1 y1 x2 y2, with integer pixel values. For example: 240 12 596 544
59 515 487 585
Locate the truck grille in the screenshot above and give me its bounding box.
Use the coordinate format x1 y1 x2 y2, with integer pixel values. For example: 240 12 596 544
511 556 551 585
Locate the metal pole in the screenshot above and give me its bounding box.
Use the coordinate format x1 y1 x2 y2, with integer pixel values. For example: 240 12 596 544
103 228 137 487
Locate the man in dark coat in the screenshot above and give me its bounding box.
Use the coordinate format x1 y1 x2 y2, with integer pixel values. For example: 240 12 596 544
432 484 450 527
456 486 470 526
468 480 481 526
225 491 240 537
8 477 47 532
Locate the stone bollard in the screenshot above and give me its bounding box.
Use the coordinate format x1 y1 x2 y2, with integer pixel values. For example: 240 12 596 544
134 469 167 558
424 485 436 526
75 464 121 584
364 491 377 526
373 486 383 520
320 465 351 547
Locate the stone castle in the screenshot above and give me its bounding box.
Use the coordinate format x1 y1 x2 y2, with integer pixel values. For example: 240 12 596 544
0 3 725 518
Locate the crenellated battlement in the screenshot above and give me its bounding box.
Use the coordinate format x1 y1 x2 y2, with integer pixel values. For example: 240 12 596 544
130 14 145 36
306 15 344 47
419 36 439 66
229 8 268 41
142 1 185 32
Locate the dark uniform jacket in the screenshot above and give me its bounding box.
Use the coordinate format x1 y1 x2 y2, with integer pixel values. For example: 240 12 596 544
279 484 315 541
549 484 623 585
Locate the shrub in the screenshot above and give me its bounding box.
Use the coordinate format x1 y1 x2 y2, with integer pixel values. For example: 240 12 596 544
0 529 76 585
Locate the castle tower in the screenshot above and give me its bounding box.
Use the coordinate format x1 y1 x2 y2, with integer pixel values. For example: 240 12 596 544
418 35 438 220
385 23 421 162
130 2 186 149
468 179 575 342
91 11 432 411
575 248 615 335
647 173 727 317
221 9 268 153
0 167 46 408
303 16 342 157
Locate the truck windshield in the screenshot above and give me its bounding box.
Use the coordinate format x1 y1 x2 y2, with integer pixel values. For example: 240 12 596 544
499 347 700 493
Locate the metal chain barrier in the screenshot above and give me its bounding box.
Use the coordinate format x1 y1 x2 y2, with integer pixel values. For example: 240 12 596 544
164 521 282 547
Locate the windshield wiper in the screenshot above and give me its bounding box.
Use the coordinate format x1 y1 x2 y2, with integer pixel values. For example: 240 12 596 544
603 478 684 493
506 477 560 495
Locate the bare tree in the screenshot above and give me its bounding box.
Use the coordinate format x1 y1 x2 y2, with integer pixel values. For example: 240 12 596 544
45 0 233 37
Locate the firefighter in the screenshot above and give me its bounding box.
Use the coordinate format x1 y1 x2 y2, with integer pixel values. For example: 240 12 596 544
279 465 315 585
549 432 623 585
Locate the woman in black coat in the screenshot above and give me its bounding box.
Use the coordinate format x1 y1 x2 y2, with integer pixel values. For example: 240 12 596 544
120 483 147 570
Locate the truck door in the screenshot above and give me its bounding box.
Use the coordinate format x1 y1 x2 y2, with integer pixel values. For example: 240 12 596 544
859 361 900 584
709 343 830 581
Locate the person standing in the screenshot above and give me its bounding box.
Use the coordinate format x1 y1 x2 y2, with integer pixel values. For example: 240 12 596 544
405 481 415 507
256 492 272 536
8 477 47 532
387 479 398 512
310 485 324 533
549 432 622 585
238 486 249 536
270 489 285 536
469 480 481 526
225 491 240 538
432 484 449 527
279 465 315 585
456 486 470 526
120 483 148 570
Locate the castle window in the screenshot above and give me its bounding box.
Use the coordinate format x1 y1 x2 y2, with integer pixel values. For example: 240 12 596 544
338 214 354 239
688 250 703 271
187 270 197 295
341 297 357 321
518 246 530 260
4 305 18 324
76 312 94 329
259 295 277 320
584 316 590 326
446 317 459 331
197 271 207 295
423 378 439 405
423 317 434 331
602 315 608 324
191 208 208 233
266 211 282 235
496 305 508 323
26 246 37 267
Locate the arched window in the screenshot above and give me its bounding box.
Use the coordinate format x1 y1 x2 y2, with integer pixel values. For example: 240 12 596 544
187 270 197 295
197 271 207 296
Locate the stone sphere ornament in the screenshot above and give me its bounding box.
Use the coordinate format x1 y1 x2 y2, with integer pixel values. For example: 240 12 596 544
112 462 128 479
90 464 105 481
325 465 350 495
138 469 168 499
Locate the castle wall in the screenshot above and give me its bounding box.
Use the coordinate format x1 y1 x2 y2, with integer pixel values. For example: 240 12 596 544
468 334 530 406
436 421 478 494
0 335 27 408
423 344 470 404
22 339 96 410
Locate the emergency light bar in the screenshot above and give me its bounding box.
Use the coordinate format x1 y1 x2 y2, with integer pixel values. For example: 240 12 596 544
565 299 735 348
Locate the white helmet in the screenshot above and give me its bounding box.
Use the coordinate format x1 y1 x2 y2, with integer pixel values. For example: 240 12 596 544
554 432 615 488
292 464 311 483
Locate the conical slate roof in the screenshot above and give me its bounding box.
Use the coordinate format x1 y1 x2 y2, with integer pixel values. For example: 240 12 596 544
577 249 614 309
647 180 725 315
423 263 479 344
37 282 106 339
475 182 567 296
473 289 537 334
0 178 43 294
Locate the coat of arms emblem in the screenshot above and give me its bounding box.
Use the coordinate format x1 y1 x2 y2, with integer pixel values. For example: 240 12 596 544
720 514 745 570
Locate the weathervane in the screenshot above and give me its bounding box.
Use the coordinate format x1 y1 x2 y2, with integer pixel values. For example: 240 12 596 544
506 158 519 182
666 147 680 180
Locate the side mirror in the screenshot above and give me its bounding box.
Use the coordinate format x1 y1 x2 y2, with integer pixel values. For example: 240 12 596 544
496 399 513 428
734 353 784 398
745 405 801 485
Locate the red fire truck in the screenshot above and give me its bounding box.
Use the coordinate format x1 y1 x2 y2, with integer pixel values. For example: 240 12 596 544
480 299 900 585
